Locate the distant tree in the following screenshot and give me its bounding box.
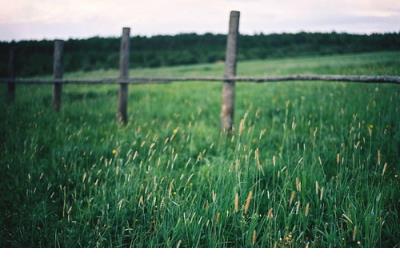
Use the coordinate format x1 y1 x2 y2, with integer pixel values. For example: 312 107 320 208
0 32 399 77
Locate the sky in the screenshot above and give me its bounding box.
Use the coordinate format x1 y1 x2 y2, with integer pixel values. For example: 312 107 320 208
0 0 399 41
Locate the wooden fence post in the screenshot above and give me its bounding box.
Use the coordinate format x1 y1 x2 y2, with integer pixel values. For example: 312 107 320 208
221 11 240 132
52 40 64 111
117 27 130 124
6 47 16 104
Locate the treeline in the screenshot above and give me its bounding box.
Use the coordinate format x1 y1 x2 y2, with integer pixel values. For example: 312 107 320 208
0 32 399 77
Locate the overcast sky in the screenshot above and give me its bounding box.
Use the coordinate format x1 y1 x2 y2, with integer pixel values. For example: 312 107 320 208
1 0 399 41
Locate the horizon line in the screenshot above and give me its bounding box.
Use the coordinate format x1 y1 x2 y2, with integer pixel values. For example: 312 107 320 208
2 29 400 43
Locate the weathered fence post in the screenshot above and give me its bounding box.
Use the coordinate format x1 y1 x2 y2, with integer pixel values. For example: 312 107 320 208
6 47 16 104
221 11 240 132
117 27 130 124
52 40 64 111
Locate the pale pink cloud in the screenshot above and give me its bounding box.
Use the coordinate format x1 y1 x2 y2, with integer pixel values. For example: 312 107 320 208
0 0 399 41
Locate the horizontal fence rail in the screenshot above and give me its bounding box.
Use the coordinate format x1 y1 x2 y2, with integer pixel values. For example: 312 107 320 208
1 75 400 85
2 10 399 131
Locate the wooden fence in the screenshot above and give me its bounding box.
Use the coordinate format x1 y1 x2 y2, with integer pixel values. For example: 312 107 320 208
2 11 400 132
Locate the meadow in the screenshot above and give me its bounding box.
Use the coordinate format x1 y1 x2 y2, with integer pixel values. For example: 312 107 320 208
0 51 399 247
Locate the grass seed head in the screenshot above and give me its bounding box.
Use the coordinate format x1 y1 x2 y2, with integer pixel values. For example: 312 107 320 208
244 191 253 215
305 203 310 216
239 119 245 136
320 187 324 201
234 193 239 213
215 212 220 223
377 149 381 166
212 190 217 202
296 201 301 214
367 124 373 136
295 177 302 192
318 156 323 166
289 191 296 206
259 129 266 140
382 162 388 176
139 196 144 207
252 230 257 245
176 240 182 248
255 148 262 171
267 208 274 219
352 226 357 241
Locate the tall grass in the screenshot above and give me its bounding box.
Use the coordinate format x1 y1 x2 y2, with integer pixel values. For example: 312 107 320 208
0 51 399 247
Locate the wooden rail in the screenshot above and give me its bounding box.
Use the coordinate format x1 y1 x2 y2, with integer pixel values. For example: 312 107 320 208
2 10 400 132
1 75 400 84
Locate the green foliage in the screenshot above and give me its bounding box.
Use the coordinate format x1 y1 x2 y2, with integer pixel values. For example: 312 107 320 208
0 51 399 247
1 32 400 77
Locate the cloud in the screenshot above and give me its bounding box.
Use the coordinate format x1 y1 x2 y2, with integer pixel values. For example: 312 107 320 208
0 0 399 41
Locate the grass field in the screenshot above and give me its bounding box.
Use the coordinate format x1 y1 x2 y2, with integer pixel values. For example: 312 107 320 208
0 51 399 247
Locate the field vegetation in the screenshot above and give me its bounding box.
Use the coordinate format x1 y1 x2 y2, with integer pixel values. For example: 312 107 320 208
0 51 399 247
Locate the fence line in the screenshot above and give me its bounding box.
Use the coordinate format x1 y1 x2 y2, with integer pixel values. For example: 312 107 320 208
1 75 400 85
2 10 400 131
